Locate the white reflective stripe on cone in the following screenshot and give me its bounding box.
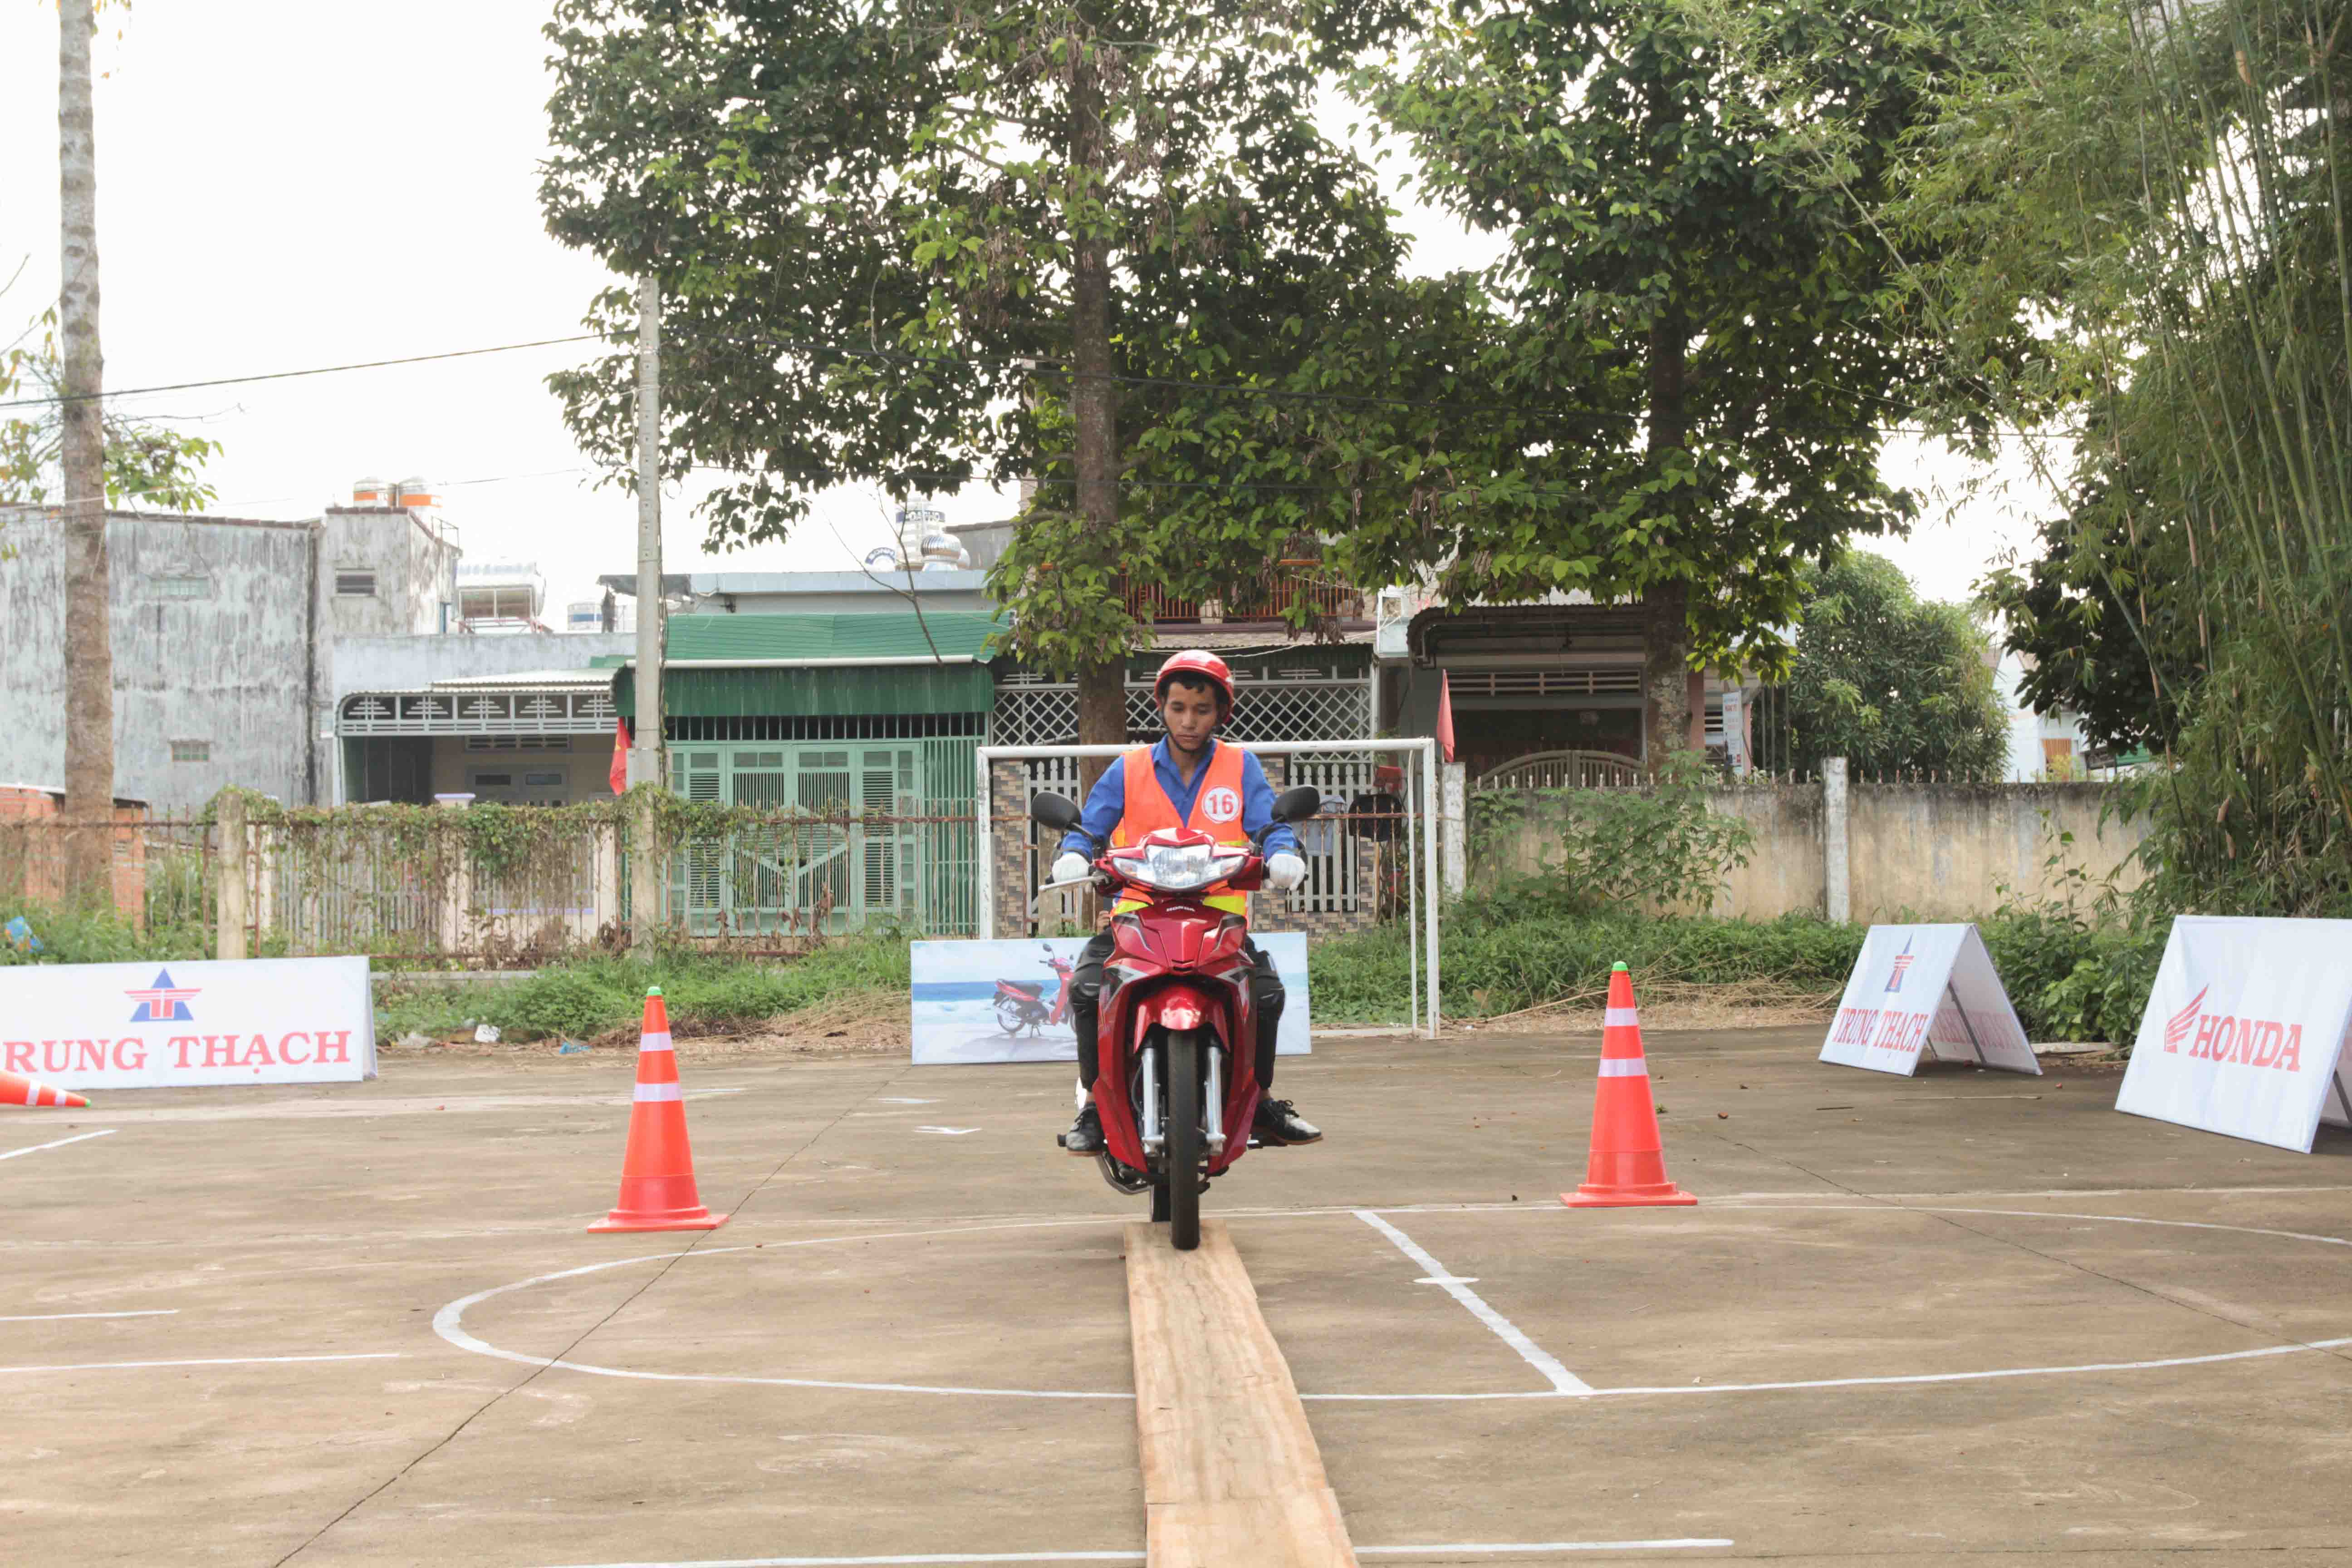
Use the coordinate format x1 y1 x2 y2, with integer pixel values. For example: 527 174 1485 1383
1603 1008 1640 1027
633 1082 683 1102
637 1032 674 1053
1597 1058 1649 1078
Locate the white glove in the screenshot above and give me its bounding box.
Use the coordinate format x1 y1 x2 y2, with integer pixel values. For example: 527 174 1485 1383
1266 852 1308 892
1049 851 1090 885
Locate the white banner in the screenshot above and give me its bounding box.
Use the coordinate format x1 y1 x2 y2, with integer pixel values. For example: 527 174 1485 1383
2114 917 2352 1153
909 933 1311 1066
0 957 377 1090
1820 923 2039 1078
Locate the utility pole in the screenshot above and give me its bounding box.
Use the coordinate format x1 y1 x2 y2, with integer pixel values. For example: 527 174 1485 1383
58 0 113 908
628 274 664 939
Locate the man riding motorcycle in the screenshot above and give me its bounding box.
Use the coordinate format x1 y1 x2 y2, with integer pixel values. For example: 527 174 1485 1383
1054 650 1324 1154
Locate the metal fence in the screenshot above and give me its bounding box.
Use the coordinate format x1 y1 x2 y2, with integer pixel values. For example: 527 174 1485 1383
0 804 982 965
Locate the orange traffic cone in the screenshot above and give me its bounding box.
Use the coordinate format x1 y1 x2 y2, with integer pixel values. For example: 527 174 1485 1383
0 1069 88 1108
1562 964 1695 1209
589 989 726 1233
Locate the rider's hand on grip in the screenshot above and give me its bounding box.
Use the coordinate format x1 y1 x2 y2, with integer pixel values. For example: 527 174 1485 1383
1266 852 1308 892
1050 851 1090 885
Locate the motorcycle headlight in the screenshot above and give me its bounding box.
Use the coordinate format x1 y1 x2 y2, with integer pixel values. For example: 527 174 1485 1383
1132 840 1248 892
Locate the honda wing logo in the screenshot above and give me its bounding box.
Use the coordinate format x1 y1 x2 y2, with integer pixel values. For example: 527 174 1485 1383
125 968 199 1022
2163 986 2209 1053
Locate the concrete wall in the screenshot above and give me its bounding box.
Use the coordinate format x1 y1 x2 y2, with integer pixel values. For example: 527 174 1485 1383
0 509 318 811
1846 782 2144 921
1474 779 2146 921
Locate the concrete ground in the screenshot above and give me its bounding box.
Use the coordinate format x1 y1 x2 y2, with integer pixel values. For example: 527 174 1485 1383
4 1025 2349 1568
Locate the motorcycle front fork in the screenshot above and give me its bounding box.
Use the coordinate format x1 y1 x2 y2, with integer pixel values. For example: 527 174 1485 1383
1134 1039 1226 1156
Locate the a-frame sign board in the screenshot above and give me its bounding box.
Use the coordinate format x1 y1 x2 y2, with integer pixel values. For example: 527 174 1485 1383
2114 916 2352 1153
1820 923 2041 1078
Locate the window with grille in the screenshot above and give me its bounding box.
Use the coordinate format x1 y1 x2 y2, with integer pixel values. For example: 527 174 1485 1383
169 739 210 763
335 570 377 597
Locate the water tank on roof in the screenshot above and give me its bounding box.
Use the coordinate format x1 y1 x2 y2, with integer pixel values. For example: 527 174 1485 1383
918 530 971 571
397 476 439 510
351 476 390 506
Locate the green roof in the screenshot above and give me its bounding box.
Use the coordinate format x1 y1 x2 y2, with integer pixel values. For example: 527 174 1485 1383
665 611 1002 664
612 612 1002 720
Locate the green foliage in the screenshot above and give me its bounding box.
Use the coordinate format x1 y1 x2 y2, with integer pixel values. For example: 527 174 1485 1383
1309 903 1866 1026
1 308 222 514
1349 0 1970 671
538 0 1431 675
0 901 211 968
1888 0 2352 915
1472 755 1755 911
1785 553 2009 777
375 937 916 1043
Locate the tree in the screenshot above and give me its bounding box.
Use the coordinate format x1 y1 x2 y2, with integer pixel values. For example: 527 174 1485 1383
540 0 1427 762
1889 0 2352 913
58 0 111 908
1784 552 2007 778
1356 0 1967 764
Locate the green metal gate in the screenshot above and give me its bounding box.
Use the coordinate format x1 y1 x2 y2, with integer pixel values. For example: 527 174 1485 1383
667 738 976 936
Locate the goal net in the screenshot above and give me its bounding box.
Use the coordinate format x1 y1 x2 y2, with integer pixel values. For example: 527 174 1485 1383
975 740 1443 1037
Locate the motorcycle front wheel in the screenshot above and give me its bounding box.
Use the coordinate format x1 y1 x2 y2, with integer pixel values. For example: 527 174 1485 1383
1162 1029 1202 1250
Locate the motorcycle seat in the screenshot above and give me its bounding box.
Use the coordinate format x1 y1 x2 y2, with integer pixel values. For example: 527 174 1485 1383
1000 980 1044 996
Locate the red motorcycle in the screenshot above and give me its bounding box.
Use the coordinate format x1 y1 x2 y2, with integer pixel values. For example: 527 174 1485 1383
1030 784 1320 1250
994 951 1076 1037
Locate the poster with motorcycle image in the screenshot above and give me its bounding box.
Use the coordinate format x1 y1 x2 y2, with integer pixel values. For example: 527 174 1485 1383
908 934 1313 1066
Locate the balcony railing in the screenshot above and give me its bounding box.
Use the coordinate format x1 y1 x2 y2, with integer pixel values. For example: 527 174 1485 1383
1121 571 1362 624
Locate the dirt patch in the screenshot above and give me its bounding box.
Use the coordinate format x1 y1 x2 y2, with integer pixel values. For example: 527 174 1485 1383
1462 978 1845 1035
379 988 914 1063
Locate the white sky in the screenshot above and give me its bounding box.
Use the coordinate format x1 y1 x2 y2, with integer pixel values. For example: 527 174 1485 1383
0 2 2057 619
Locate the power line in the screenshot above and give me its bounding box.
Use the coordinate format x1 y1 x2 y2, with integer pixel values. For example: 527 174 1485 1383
0 333 606 411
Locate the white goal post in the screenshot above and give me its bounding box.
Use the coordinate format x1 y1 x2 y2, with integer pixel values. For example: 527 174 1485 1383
975 739 1442 1039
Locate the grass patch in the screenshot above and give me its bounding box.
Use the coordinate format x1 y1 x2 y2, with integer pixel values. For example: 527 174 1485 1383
0 902 211 967
1311 893 2164 1044
375 937 913 1043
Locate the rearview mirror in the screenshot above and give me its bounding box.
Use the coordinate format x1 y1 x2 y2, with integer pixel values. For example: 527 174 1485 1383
1029 792 1083 833
1270 784 1322 824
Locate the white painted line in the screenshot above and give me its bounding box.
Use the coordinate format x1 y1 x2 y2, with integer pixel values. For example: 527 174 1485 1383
533 1542 1737 1568
0 1129 116 1161
1416 1276 1480 1286
540 1553 1142 1567
876 1097 939 1105
916 1126 980 1136
0 1309 178 1323
1358 1544 1735 1558
1303 1336 2352 1400
1354 1210 1593 1395
0 1352 401 1374
437 1203 2352 1405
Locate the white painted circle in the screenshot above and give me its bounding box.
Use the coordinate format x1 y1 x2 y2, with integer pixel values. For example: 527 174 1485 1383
1200 786 1240 823
433 1204 2352 1403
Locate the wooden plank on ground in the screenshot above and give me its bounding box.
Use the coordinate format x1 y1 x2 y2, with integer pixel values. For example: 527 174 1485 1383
1125 1219 1359 1567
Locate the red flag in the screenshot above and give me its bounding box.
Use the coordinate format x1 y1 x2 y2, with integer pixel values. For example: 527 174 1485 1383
1436 670 1456 764
609 717 632 794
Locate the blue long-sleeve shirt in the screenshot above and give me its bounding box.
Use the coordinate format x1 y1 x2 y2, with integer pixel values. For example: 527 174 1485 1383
1060 739 1301 859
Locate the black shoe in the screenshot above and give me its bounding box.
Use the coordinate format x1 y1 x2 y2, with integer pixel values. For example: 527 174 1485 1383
1060 1102 1104 1155
1252 1098 1322 1147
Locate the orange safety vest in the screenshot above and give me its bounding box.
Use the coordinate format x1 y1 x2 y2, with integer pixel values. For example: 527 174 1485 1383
1112 741 1251 915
